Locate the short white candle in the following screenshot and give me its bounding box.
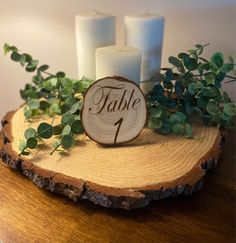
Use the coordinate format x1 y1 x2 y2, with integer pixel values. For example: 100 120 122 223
125 13 164 82
96 46 141 84
75 12 115 80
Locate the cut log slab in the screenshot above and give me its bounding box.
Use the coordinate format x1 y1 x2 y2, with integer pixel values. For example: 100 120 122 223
0 107 222 210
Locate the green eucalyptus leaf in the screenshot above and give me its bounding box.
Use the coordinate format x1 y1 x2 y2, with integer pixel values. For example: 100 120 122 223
53 125 63 135
220 64 234 73
62 87 72 96
185 123 193 138
169 112 186 124
40 100 50 111
148 117 162 130
27 137 38 149
188 83 198 95
28 99 40 110
178 53 189 60
10 52 21 62
3 43 10 55
61 135 75 149
205 73 216 85
39 65 49 71
69 101 82 114
19 139 27 151
24 127 37 139
211 52 224 68
20 54 27 66
71 120 84 134
61 78 74 89
149 107 162 118
172 123 185 135
61 113 75 126
49 103 61 116
206 101 220 115
223 102 236 117
56 71 66 78
183 57 198 71
73 81 84 93
48 77 58 87
37 123 53 139
62 124 71 135
168 56 182 67
24 109 32 119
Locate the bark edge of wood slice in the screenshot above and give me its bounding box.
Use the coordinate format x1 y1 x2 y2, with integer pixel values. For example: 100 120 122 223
0 108 222 210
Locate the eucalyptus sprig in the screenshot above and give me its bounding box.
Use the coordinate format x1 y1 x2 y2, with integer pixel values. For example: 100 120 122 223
147 44 236 137
4 43 91 155
3 43 236 155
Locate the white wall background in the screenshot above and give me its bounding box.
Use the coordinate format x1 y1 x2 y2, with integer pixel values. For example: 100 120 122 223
0 0 235 119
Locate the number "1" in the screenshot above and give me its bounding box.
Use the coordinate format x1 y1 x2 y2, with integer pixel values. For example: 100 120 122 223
114 118 123 144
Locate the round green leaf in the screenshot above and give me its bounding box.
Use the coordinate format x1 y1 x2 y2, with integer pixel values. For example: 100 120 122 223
185 123 193 138
168 56 182 67
188 83 198 95
10 51 21 62
40 100 50 111
71 120 84 134
178 52 189 60
27 137 38 149
62 125 71 135
24 109 32 119
18 139 27 151
37 123 53 139
172 123 185 135
61 135 75 149
28 99 40 110
56 72 66 78
220 64 234 73
184 57 198 71
169 112 186 124
148 117 162 130
73 81 84 93
61 113 75 126
20 55 27 66
205 73 216 85
24 127 37 139
149 107 162 118
211 52 224 68
223 102 236 117
62 87 72 96
206 101 220 115
39 65 49 71
53 125 63 135
61 78 74 89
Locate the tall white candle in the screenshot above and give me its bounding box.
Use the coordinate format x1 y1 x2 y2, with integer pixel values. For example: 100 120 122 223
96 46 141 84
125 13 164 82
75 12 115 80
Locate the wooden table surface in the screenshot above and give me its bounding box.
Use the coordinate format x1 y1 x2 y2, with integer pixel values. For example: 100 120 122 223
0 129 235 243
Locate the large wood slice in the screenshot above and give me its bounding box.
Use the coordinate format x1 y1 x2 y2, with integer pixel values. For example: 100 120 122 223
0 107 222 210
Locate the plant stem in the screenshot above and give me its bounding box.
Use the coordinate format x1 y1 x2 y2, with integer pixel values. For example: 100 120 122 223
225 75 236 79
50 143 61 155
224 79 236 83
41 70 55 77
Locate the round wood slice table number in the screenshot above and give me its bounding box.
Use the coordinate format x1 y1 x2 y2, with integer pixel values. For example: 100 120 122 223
81 76 147 145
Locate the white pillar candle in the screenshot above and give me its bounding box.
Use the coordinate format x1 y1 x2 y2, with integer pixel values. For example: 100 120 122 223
75 12 115 80
96 45 141 84
125 13 165 82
